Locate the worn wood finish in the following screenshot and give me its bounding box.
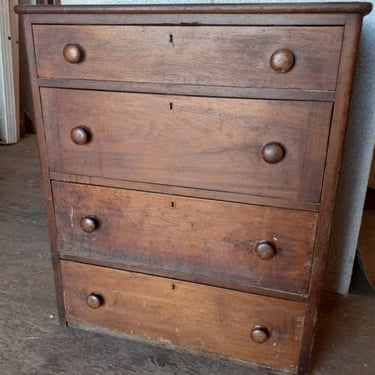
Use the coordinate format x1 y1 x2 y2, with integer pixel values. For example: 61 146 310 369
59 254 309 303
48 172 321 212
4 136 375 375
19 14 66 324
24 12 350 27
16 3 372 375
42 89 332 203
37 78 337 102
15 3 373 15
61 260 307 372
53 181 317 295
297 14 366 374
34 25 342 91
358 208 375 288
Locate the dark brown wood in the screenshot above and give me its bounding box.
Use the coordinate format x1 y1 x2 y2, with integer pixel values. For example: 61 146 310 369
48 171 321 212
270 49 295 73
70 126 90 145
60 253 309 303
61 260 307 372
3 109 375 375
86 292 104 309
14 3 372 15
18 4 371 375
262 142 286 164
52 181 317 295
255 240 277 260
19 13 66 324
62 43 82 64
250 326 271 344
22 12 350 27
33 25 343 91
297 14 366 374
41 89 332 203
38 77 337 102
79 216 98 233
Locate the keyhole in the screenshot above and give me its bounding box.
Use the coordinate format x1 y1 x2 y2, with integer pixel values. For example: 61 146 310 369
169 33 174 45
170 200 176 208
170 102 173 110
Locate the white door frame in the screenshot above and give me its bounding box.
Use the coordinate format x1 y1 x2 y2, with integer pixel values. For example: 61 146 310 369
0 0 19 144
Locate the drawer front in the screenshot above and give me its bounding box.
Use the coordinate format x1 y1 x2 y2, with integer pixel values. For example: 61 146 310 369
42 89 332 203
33 25 342 91
61 261 306 372
53 181 317 295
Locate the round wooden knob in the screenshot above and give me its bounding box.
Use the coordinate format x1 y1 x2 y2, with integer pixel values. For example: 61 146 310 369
270 49 295 73
80 216 98 233
255 240 276 260
86 292 104 309
63 43 82 64
71 126 90 145
251 326 270 344
262 142 285 164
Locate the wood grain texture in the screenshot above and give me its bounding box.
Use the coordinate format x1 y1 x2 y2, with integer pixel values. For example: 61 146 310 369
48 171 321 212
61 261 307 372
37 78 336 102
17 4 372 375
3 136 375 375
41 89 332 203
297 14 365 374
20 14 66 323
22 12 350 27
52 181 317 295
358 208 375 288
15 2 373 15
33 25 343 91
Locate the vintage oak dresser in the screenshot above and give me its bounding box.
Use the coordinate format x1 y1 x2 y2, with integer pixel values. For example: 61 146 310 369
16 2 371 374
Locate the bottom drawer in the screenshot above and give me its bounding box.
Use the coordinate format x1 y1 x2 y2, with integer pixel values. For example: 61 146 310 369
61 261 306 372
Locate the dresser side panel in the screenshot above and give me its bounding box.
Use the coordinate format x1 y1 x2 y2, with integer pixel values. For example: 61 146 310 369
298 13 365 374
20 14 66 322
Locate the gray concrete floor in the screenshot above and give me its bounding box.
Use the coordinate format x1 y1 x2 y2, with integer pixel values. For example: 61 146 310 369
0 135 374 375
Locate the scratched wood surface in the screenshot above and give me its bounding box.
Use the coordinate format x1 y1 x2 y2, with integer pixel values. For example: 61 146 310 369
33 25 343 91
0 135 375 375
52 181 317 295
41 89 332 203
61 261 306 371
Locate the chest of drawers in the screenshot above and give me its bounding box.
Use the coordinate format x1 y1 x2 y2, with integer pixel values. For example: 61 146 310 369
16 3 371 374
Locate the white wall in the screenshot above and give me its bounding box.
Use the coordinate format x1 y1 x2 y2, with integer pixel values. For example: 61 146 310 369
60 0 375 294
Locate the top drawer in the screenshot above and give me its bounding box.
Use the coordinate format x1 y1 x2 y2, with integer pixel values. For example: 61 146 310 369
33 25 343 91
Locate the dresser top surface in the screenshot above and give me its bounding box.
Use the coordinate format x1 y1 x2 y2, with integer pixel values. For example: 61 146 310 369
15 2 372 15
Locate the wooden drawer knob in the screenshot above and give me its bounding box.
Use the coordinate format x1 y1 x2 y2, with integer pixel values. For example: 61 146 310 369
270 49 295 73
255 240 276 260
63 43 82 64
251 326 270 344
80 216 98 233
71 126 91 145
262 142 285 164
86 292 104 309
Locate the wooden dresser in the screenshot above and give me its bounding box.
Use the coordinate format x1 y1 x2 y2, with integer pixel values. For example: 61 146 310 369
16 3 371 374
